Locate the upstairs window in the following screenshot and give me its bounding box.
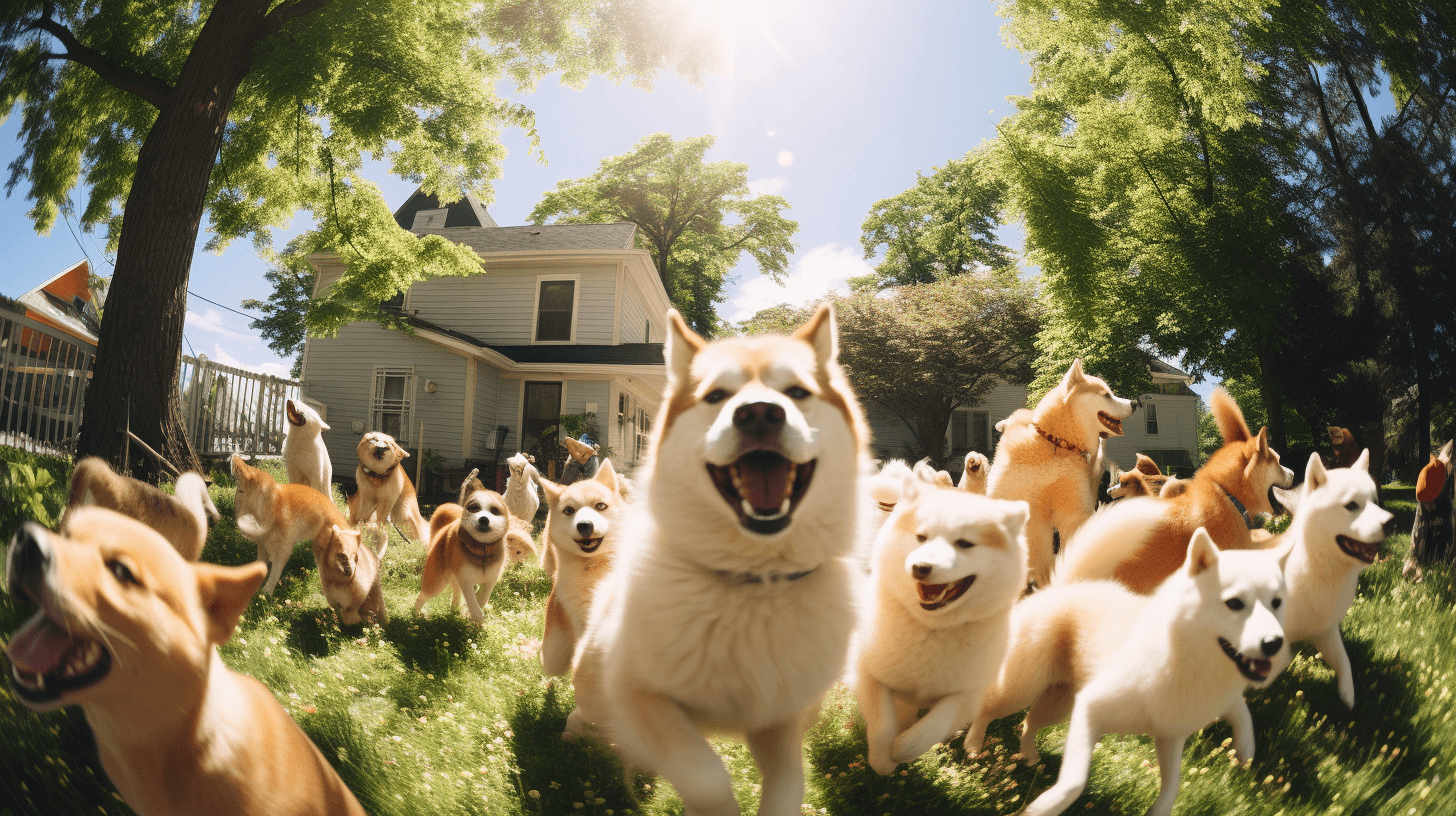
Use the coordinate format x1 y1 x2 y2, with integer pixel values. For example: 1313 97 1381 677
1145 402 1159 435
534 278 577 342
371 367 414 443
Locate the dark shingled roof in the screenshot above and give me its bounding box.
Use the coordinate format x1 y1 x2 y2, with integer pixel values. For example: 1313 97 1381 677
411 223 638 254
393 188 498 229
396 311 663 366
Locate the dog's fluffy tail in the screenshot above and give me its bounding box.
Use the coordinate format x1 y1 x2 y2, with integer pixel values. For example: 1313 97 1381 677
1210 388 1251 444
175 472 222 522
1053 497 1168 586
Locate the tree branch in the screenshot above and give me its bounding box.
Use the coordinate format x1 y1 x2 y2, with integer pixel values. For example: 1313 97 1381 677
30 9 172 107
1141 35 1215 205
260 0 336 38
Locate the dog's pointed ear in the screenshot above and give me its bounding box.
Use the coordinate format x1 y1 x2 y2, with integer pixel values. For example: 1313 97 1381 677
792 303 838 371
1059 359 1086 395
593 459 620 493
539 477 564 506
195 561 266 645
1305 451 1327 491
1440 440 1454 465
1185 527 1219 576
665 309 706 387
1002 500 1030 540
1271 483 1300 515
318 418 331 432
1353 448 1370 473
286 399 303 426
394 439 410 459
1255 427 1270 454
1134 453 1162 476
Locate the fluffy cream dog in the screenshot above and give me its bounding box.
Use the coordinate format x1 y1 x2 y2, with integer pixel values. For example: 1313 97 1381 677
5 510 366 816
572 305 868 816
1262 450 1394 708
986 360 1135 587
965 529 1289 816
958 451 989 494
231 454 348 595
541 460 625 681
504 452 541 525
852 479 1028 774
283 398 332 497
347 431 430 547
66 457 219 561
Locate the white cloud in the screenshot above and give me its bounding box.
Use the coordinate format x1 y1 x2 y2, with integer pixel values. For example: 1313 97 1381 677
728 243 871 323
210 344 292 379
185 308 252 338
748 176 790 197
777 150 794 167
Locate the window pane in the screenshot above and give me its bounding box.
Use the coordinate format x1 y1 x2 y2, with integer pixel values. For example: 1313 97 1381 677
539 280 575 311
380 412 401 438
382 375 405 402
951 412 968 450
1146 403 1159 435
972 411 989 452
537 312 572 342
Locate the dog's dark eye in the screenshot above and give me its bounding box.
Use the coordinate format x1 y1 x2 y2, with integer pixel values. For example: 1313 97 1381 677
1225 598 1245 611
915 534 927 543
489 506 502 516
785 385 811 400
563 506 576 516
1345 501 1360 512
594 502 608 511
955 539 974 549
1271 597 1282 609
107 560 138 586
466 504 480 513
704 389 729 404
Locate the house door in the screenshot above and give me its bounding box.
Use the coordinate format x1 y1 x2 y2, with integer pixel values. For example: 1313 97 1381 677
522 381 563 464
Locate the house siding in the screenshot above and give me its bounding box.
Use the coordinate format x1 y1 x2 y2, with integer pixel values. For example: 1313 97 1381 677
402 263 618 345
471 363 503 459
623 283 649 343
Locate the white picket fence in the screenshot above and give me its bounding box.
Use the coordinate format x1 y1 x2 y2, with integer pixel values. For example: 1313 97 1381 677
0 308 299 460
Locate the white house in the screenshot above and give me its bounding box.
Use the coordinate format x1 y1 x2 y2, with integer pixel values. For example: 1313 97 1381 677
864 358 1202 477
299 189 669 492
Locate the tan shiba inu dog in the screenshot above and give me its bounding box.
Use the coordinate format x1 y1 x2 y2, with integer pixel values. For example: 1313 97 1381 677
540 460 625 684
1107 454 1171 500
572 305 869 816
347 431 430 547
852 479 1028 774
1057 389 1295 592
414 475 532 625
986 360 1136 587
966 529 1290 816
5 509 367 816
66 457 220 561
283 398 332 498
231 454 348 595
317 524 387 627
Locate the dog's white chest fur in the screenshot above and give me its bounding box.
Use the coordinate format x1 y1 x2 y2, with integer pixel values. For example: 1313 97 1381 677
858 600 1006 705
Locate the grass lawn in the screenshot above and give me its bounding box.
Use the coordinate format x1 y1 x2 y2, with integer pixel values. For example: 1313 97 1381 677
1 452 1453 816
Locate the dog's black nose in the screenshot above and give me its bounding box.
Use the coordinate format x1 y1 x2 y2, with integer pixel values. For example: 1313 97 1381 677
1384 516 1397 537
7 522 50 600
910 563 932 581
732 402 786 440
372 447 387 459
1260 636 1284 657
576 520 594 537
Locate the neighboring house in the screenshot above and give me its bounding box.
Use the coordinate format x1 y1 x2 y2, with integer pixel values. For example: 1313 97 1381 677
864 358 1201 477
299 189 669 490
13 258 103 351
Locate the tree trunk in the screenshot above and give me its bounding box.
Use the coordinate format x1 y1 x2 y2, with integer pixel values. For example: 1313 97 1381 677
75 0 273 477
1416 324 1432 466
913 407 952 470
1256 342 1287 453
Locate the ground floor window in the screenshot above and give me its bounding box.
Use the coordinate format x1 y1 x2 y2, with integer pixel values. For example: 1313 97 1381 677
950 409 990 459
371 367 414 442
522 381 563 460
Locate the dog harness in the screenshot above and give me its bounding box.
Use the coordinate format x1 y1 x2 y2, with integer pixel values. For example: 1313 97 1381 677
360 462 398 481
1221 487 1261 530
713 566 819 585
1031 423 1091 459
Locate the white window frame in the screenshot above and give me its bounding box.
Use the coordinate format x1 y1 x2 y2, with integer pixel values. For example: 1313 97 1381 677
369 366 415 444
530 273 581 345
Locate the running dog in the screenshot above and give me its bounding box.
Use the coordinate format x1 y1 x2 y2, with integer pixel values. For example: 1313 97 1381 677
283 398 332 498
852 478 1028 774
66 457 219 561
986 360 1136 587
347 431 430 548
966 528 1289 816
317 524 387 627
231 454 348 595
5 510 367 816
1056 389 1295 592
572 305 868 816
414 474 532 625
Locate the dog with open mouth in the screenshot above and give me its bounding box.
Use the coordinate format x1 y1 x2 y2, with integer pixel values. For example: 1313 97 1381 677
414 471 532 626
4 509 367 816
964 528 1290 816
1056 388 1295 593
346 431 430 548
66 457 220 561
1257 449 1394 709
985 359 1135 588
851 477 1029 774
231 454 350 596
571 304 868 816
283 398 333 498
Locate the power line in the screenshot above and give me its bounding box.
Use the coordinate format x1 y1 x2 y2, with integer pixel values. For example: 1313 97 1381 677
188 290 261 321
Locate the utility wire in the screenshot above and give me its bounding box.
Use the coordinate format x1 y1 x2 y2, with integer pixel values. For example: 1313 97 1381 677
188 290 261 321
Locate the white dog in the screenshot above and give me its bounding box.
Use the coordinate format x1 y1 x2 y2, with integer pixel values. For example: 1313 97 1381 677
572 305 868 816
1263 449 1393 708
852 479 1028 774
504 452 541 524
283 398 332 497
966 528 1290 816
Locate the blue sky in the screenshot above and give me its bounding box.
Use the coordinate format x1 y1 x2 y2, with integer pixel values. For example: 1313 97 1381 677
1 1 1219 399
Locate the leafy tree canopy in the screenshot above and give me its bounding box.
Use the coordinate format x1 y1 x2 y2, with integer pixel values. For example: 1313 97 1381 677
856 148 1015 290
529 132 798 336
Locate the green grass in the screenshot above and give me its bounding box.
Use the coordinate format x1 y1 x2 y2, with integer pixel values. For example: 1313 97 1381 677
2 465 1454 815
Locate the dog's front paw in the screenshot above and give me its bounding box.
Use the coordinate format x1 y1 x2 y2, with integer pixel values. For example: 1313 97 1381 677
1339 680 1356 710
889 733 929 765
868 751 899 776
1014 735 1040 765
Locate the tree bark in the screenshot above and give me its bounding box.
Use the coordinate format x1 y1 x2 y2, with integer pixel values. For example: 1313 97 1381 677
913 406 952 470
1256 341 1287 453
1416 323 1432 466
75 0 275 477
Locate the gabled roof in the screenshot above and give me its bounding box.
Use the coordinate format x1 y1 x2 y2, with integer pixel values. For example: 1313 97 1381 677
393 187 499 229
394 310 662 366
411 223 639 254
18 258 101 344
1148 357 1190 379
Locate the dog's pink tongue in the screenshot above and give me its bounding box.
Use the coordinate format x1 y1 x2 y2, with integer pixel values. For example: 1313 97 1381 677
739 456 792 511
7 609 71 675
